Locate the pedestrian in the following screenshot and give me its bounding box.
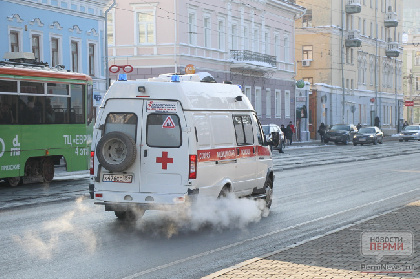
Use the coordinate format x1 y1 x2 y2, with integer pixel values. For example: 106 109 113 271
286 122 294 145
403 120 408 128
318 122 326 143
374 116 380 128
356 123 362 131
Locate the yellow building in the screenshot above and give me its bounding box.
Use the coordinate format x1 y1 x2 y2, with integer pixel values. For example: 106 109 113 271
295 0 403 137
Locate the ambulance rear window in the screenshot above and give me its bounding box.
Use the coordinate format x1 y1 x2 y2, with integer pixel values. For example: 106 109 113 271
147 114 181 147
105 113 137 141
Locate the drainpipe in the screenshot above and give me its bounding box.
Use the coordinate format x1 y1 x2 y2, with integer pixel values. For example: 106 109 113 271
105 0 116 90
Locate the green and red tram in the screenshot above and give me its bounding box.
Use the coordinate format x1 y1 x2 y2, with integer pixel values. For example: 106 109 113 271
0 60 94 186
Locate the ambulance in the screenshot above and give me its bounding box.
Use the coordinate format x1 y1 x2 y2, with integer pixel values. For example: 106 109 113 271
91 73 274 221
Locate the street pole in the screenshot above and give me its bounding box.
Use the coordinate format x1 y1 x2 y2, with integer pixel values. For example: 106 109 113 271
341 0 345 124
374 0 378 124
104 0 116 90
174 0 178 73
395 58 398 132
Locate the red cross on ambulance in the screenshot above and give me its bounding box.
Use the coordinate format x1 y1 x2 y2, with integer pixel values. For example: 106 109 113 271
156 151 173 169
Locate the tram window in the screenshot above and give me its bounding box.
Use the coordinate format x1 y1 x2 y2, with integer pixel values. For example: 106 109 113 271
0 95 18 124
20 81 44 94
47 83 69 95
70 84 85 124
0 80 18 93
18 96 44 124
46 96 68 124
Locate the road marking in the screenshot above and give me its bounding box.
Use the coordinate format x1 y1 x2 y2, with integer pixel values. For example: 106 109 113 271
395 170 420 173
121 187 420 279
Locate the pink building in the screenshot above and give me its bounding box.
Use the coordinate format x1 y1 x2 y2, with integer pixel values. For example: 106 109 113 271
107 0 305 126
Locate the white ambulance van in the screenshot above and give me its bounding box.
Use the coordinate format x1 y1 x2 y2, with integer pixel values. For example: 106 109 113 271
91 73 274 221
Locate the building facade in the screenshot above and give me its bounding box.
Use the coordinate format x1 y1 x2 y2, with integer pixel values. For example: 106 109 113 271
295 0 403 137
402 0 420 124
106 0 305 134
1 0 111 111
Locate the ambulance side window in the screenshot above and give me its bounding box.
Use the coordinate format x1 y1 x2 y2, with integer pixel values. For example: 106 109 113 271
147 114 181 147
253 114 264 145
233 115 254 145
105 113 137 141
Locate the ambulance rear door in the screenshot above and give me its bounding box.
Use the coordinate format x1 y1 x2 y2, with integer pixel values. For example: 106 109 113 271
139 100 189 194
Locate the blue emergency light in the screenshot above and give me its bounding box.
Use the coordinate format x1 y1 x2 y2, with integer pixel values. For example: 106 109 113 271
118 74 127 81
171 75 180 82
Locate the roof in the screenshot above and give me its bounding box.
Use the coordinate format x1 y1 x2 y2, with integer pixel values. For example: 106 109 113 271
103 77 254 111
0 66 92 82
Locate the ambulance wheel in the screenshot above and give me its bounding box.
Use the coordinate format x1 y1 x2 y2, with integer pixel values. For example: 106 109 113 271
115 209 144 221
264 178 273 209
96 132 136 172
6 176 21 187
42 158 54 183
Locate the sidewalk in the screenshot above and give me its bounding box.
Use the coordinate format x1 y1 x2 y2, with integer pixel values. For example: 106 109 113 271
204 201 420 278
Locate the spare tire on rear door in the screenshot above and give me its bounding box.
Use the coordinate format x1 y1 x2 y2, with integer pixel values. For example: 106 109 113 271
96 132 136 172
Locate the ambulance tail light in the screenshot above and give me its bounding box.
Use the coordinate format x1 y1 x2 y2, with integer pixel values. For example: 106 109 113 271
90 151 94 175
189 155 197 179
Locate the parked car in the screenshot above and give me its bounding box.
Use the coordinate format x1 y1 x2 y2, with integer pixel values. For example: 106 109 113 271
353 126 384 145
324 124 358 145
399 125 420 142
262 124 285 153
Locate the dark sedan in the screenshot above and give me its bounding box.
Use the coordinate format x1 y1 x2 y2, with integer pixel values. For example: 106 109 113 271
324 124 358 145
353 126 384 145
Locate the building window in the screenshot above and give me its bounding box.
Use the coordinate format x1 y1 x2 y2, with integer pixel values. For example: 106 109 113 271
284 36 289 63
245 86 252 103
266 89 271 118
265 32 269 54
188 11 197 45
415 52 420 66
218 19 225 50
346 48 351 64
253 28 259 52
363 19 366 35
255 87 262 116
302 9 312 27
274 34 280 62
88 43 95 76
204 17 211 48
302 45 313 60
243 24 250 51
416 77 420 91
10 31 20 52
107 12 115 45
231 24 238 50
137 11 155 44
51 37 60 67
71 40 79 72
32 35 41 61
275 89 281 118
285 90 290 118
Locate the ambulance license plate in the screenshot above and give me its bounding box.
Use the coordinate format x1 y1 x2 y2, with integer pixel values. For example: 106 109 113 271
103 174 133 183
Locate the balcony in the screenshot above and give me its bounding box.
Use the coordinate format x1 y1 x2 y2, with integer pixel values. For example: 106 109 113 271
230 50 277 71
384 12 398 28
385 42 400 57
345 30 362 48
345 0 361 14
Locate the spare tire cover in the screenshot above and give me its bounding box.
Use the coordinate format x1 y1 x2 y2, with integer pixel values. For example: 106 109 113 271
96 132 136 172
